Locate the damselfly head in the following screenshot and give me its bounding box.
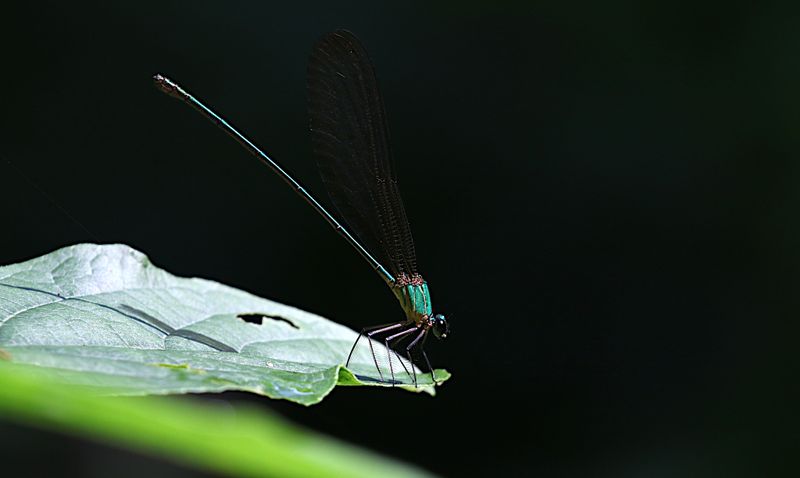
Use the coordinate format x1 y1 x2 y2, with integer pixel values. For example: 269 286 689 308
431 314 449 340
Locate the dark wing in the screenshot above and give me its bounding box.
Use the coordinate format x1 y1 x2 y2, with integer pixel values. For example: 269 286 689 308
307 30 418 277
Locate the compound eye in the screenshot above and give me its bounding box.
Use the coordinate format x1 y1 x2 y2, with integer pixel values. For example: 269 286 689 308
432 314 449 339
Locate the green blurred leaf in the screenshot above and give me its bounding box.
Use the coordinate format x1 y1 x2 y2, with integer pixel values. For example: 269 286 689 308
0 361 436 478
0 244 448 405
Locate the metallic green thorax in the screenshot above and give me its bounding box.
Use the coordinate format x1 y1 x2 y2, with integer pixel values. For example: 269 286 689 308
392 277 432 324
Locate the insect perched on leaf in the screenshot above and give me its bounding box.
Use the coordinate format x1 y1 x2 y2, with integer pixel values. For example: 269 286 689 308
154 30 448 386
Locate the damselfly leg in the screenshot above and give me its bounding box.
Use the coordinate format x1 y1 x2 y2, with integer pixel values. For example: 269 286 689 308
420 333 438 385
346 321 406 381
346 321 430 385
404 327 429 387
383 325 417 384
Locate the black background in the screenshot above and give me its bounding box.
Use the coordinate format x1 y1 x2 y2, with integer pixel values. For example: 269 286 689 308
2 1 798 476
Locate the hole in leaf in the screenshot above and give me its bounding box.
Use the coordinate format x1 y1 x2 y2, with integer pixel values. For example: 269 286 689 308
237 313 299 329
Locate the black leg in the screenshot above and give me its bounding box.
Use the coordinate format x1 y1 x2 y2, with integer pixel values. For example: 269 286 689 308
364 322 407 382
383 326 417 384
405 328 427 388
422 349 437 385
366 335 384 381
419 332 437 385
346 321 406 368
348 321 417 383
405 350 416 387
387 331 415 379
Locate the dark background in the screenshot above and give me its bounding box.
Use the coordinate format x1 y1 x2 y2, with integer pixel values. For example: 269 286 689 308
2 1 798 476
